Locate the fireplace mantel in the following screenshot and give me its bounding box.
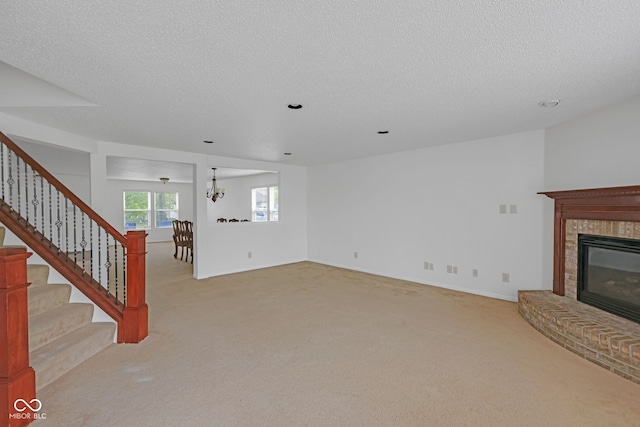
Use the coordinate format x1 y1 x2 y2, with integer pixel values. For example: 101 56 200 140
540 185 640 296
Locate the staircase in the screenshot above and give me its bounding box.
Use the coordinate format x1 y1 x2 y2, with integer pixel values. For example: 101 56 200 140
0 223 116 390
0 131 148 425
25 257 116 390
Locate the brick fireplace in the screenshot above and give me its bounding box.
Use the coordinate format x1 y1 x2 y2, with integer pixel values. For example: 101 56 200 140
518 186 640 384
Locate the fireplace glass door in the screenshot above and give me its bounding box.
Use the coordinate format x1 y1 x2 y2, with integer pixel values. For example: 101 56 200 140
578 234 640 324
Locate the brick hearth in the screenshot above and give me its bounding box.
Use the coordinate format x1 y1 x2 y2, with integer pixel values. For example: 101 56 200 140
519 290 640 384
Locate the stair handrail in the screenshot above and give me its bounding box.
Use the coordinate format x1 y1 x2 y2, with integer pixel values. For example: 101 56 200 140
0 131 147 343
0 132 125 246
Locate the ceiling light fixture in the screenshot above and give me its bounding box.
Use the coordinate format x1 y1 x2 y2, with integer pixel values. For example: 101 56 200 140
287 104 303 109
284 152 292 156
159 177 170 184
377 131 389 134
203 140 214 144
206 168 226 203
538 99 560 108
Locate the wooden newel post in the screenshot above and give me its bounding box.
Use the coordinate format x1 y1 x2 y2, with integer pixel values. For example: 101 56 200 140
0 247 36 426
121 231 148 343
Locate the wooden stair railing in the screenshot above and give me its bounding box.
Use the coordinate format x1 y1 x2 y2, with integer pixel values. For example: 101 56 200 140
0 131 147 344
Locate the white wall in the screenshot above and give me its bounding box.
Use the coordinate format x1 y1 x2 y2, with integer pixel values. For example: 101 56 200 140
197 166 307 278
308 130 546 301
55 173 91 205
104 179 194 243
10 137 92 204
544 95 640 190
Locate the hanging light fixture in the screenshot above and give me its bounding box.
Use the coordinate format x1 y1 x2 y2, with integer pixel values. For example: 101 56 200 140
206 168 226 202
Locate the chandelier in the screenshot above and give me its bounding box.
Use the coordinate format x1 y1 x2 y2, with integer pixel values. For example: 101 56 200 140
207 168 226 202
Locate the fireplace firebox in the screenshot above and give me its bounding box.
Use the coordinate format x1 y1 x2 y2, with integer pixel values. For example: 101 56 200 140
578 234 640 324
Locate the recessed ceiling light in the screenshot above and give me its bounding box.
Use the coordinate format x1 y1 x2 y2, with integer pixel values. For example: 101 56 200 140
538 99 560 108
284 152 292 156
203 140 214 144
378 131 389 134
287 104 303 109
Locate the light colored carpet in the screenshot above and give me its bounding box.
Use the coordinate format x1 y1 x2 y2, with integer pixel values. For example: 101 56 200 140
34 242 640 426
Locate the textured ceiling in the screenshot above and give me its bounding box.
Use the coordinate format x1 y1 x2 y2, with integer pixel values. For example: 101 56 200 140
1 1 640 166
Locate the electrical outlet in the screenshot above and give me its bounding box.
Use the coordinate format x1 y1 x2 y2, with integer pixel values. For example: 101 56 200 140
424 261 429 270
472 269 478 277
452 266 458 274
447 265 452 273
429 263 434 270
502 272 510 283
248 251 252 258
354 251 358 259
499 204 507 214
510 204 517 214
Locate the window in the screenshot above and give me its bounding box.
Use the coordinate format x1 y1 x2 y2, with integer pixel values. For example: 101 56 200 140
123 191 179 229
155 192 179 227
124 191 150 229
252 186 278 222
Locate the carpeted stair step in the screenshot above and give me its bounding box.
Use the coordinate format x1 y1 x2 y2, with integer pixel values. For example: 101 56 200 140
27 264 50 287
31 322 116 390
29 303 94 352
28 284 72 317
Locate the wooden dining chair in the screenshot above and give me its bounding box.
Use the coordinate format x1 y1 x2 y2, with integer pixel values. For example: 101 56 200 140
172 220 187 260
184 220 194 263
172 220 194 263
